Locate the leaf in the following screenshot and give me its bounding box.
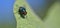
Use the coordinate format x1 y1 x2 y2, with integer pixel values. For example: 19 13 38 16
13 0 46 28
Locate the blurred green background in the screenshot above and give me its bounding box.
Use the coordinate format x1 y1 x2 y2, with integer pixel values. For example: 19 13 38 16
0 0 60 28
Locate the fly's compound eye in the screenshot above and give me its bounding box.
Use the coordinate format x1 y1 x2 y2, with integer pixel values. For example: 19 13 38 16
18 7 27 18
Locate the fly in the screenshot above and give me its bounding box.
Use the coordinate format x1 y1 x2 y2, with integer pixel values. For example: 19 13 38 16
18 7 27 18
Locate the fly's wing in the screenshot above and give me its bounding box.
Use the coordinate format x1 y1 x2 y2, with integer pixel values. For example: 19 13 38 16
13 0 46 28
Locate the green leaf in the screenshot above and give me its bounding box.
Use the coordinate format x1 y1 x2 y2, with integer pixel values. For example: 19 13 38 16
13 0 46 28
